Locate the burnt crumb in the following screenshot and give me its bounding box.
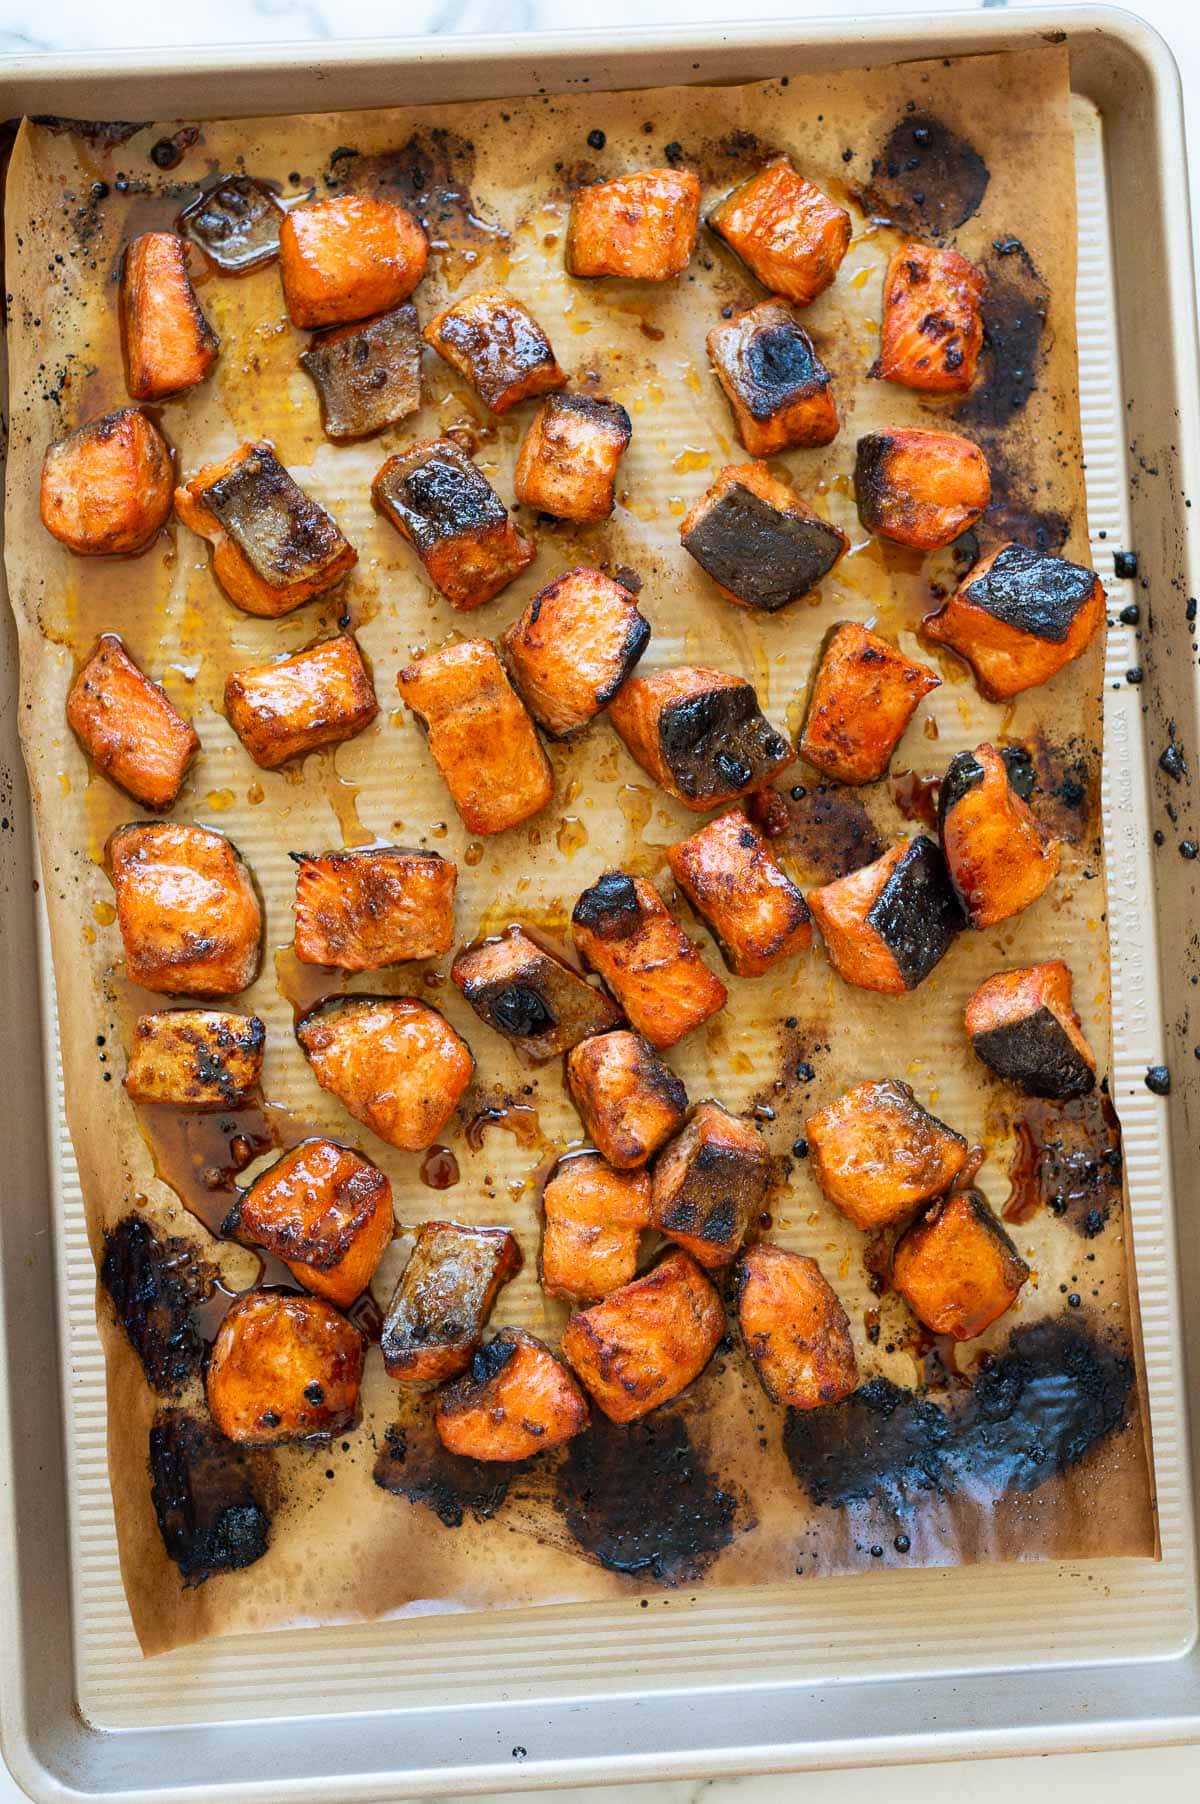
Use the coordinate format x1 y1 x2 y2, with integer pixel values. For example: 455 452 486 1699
864 113 989 236
1159 743 1187 781
1113 550 1139 579
149 126 200 171
1119 603 1141 626
1126 667 1144 685
373 1419 516 1526
1144 1064 1171 1096
100 1215 214 1395
586 129 606 151
791 1138 809 1159
664 141 685 167
149 1409 271 1585
556 1410 737 1582
784 1316 1133 1513
611 563 642 593
745 784 883 884
955 238 1048 434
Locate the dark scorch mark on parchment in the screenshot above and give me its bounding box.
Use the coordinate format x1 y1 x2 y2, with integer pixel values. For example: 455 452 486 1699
864 113 989 236
374 1419 519 1527
783 1317 1133 1515
319 129 507 255
957 237 1048 432
746 783 884 884
150 1409 272 1585
1004 1094 1123 1238
101 1214 215 1396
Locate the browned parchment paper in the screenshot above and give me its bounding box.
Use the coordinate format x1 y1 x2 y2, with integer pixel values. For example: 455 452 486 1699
3 43 1155 1657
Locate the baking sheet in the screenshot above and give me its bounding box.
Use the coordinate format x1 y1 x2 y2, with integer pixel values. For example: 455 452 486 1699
3 42 1155 1658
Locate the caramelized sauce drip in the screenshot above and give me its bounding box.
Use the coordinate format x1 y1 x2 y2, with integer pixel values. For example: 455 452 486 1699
419 1144 460 1190
891 770 942 831
464 1101 543 1154
144 1104 276 1236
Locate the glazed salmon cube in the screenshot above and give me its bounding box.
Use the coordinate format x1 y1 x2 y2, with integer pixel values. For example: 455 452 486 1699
372 438 534 611
608 665 794 810
805 1077 970 1231
540 1152 653 1300
666 810 812 977
107 822 263 998
423 286 565 414
224 634 378 771
180 173 284 274
176 442 357 617
680 462 847 612
855 429 990 551
797 622 940 786
566 167 701 281
148 1408 270 1581
571 873 726 1050
227 1137 393 1308
206 1290 364 1443
922 542 1106 700
733 1242 858 1409
67 633 199 811
396 638 552 836
565 1028 688 1169
876 241 984 395
560 1248 724 1423
40 407 174 557
938 744 1060 929
381 1221 521 1381
124 1009 265 1108
707 300 838 456
514 393 632 523
965 961 1096 1099
120 231 219 402
501 566 650 738
708 157 850 306
893 1189 1029 1341
296 995 474 1153
435 1329 589 1461
299 304 422 441
806 835 962 995
651 1100 771 1269
279 192 428 329
293 847 456 970
451 924 620 1060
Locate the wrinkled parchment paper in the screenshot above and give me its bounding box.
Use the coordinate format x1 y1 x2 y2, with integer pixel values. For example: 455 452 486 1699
4 43 1155 1656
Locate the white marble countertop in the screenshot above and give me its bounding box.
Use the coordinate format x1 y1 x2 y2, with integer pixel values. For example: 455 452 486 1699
0 0 1197 1798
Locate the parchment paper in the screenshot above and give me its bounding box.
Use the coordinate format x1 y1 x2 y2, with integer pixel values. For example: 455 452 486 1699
3 43 1155 1657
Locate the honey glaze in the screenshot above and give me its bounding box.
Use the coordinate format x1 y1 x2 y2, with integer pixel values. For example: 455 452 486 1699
419 1144 460 1190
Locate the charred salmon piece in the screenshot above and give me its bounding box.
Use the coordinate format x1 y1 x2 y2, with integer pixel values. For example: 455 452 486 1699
797 621 940 786
124 1009 265 1108
227 1137 393 1308
206 1290 365 1443
922 542 1106 700
608 664 794 809
396 638 552 836
299 304 422 441
108 822 263 998
423 286 566 414
435 1329 589 1461
293 846 456 970
651 1100 772 1269
734 1242 858 1409
381 1220 521 1381
540 1152 653 1301
149 1408 271 1582
176 442 357 617
708 157 851 306
120 231 219 402
565 1028 689 1169
706 300 838 456
372 438 534 611
854 429 990 551
224 634 378 771
893 1189 1029 1342
451 924 621 1061
296 995 474 1153
67 633 199 811
571 873 727 1050
500 566 650 738
965 961 1096 1099
681 461 847 613
938 744 1060 929
41 407 174 557
876 241 985 395
566 167 701 281
807 835 962 994
180 174 284 275
805 1077 970 1230
560 1248 725 1423
666 810 811 977
278 192 428 329
514 393 632 523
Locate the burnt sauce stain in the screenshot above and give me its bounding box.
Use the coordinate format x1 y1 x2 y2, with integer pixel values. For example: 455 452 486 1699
956 238 1049 434
322 129 507 254
31 115 149 150
1025 732 1097 844
745 783 884 884
374 1418 518 1527
100 1214 215 1395
556 1410 737 1582
149 1408 272 1585
784 1316 1133 1514
979 444 1070 555
1003 1093 1123 1237
864 113 989 236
